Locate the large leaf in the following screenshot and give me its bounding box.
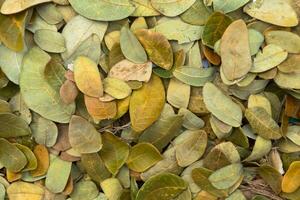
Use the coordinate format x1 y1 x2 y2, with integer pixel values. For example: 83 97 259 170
208 163 243 190
0 138 27 172
74 56 103 97
0 112 31 138
152 17 203 44
173 67 216 87
139 115 183 151
99 132 130 175
213 0 249 13
0 12 27 51
245 107 282 140
203 82 242 127
20 47 75 123
126 143 163 172
244 0 298 27
120 26 147 64
7 182 44 200
282 161 300 193
61 15 107 61
221 20 251 81
69 115 102 154
136 173 187 200
202 12 232 48
129 75 165 132
69 0 135 21
135 29 173 70
45 157 72 193
174 130 207 167
0 45 24 84
1 0 50 14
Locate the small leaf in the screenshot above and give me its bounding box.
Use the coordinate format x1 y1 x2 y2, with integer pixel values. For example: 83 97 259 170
34 29 66 53
74 56 103 97
30 144 49 177
130 75 165 132
180 0 211 25
69 115 102 154
258 165 282 194
178 108 205 130
203 82 243 127
126 143 163 172
70 180 99 200
213 0 249 13
100 178 123 200
167 78 190 109
0 112 31 138
202 12 232 48
245 107 282 140
14 143 37 171
99 132 130 175
286 126 300 146
136 173 187 200
103 77 132 99
151 0 196 17
244 136 272 162
135 29 173 70
1 0 51 14
120 26 147 63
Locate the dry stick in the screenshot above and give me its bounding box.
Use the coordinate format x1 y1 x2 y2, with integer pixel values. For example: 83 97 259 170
240 184 284 200
98 122 131 133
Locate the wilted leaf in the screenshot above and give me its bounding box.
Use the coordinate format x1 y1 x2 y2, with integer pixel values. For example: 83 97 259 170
173 67 216 87
20 47 75 123
99 132 130 175
167 78 190 109
45 157 72 193
174 130 207 167
14 143 37 171
248 29 264 56
244 136 272 162
0 138 27 172
34 29 66 53
152 17 203 44
70 180 99 200
7 182 44 200
69 0 135 21
180 0 211 25
109 60 152 82
245 107 282 140
126 143 163 172
258 165 282 194
60 80 78 104
30 144 49 177
282 161 300 193
130 75 165 132
221 20 252 81
135 29 173 70
100 178 123 200
68 115 102 154
202 12 232 48
203 82 243 127
103 77 132 99
151 0 196 17
74 56 103 97
0 112 31 138
274 71 300 90
0 12 27 51
244 0 298 27
1 0 51 14
213 0 249 13
120 26 147 63
248 94 272 116
278 54 300 74
286 126 300 146
131 0 160 16
136 173 187 200
178 108 205 130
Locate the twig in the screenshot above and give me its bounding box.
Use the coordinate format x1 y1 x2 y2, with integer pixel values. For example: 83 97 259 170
240 183 284 200
98 122 131 133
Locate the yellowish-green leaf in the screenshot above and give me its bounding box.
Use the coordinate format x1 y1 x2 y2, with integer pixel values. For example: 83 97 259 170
221 19 251 81
180 0 211 25
131 0 160 17
34 29 66 53
14 143 37 171
213 0 249 13
286 126 300 146
7 181 44 200
278 54 300 73
274 71 300 90
167 78 190 109
20 47 75 123
151 0 196 17
126 142 163 172
1 0 51 14
258 165 282 194
103 77 132 99
0 112 31 138
265 31 300 54
70 180 99 200
130 75 165 132
282 161 300 193
178 108 205 130
244 136 272 162
69 115 102 154
248 94 272 116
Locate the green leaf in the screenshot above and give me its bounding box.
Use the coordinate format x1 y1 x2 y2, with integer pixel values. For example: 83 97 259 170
258 165 282 194
126 143 163 172
120 26 147 64
274 71 300 90
99 132 130 175
225 190 246 200
178 108 205 130
0 44 24 84
152 17 203 44
1 0 51 14
173 67 216 87
139 115 183 151
131 0 160 17
100 178 123 200
245 107 282 140
0 138 27 172
70 180 99 200
69 0 135 21
129 75 165 132
20 47 75 123
61 15 107 61
14 143 37 172
202 12 232 48
0 112 31 138
208 163 243 190
36 3 64 25
203 82 243 127
180 0 211 25
174 130 207 167
251 44 288 73
244 136 272 162
151 0 196 17
213 0 249 13
0 12 27 51
221 19 252 81
286 126 300 146
248 29 264 56
69 115 102 154
136 173 187 200
34 29 66 53
103 77 132 99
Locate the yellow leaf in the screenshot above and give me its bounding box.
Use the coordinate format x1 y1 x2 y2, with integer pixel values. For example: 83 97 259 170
282 161 300 193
